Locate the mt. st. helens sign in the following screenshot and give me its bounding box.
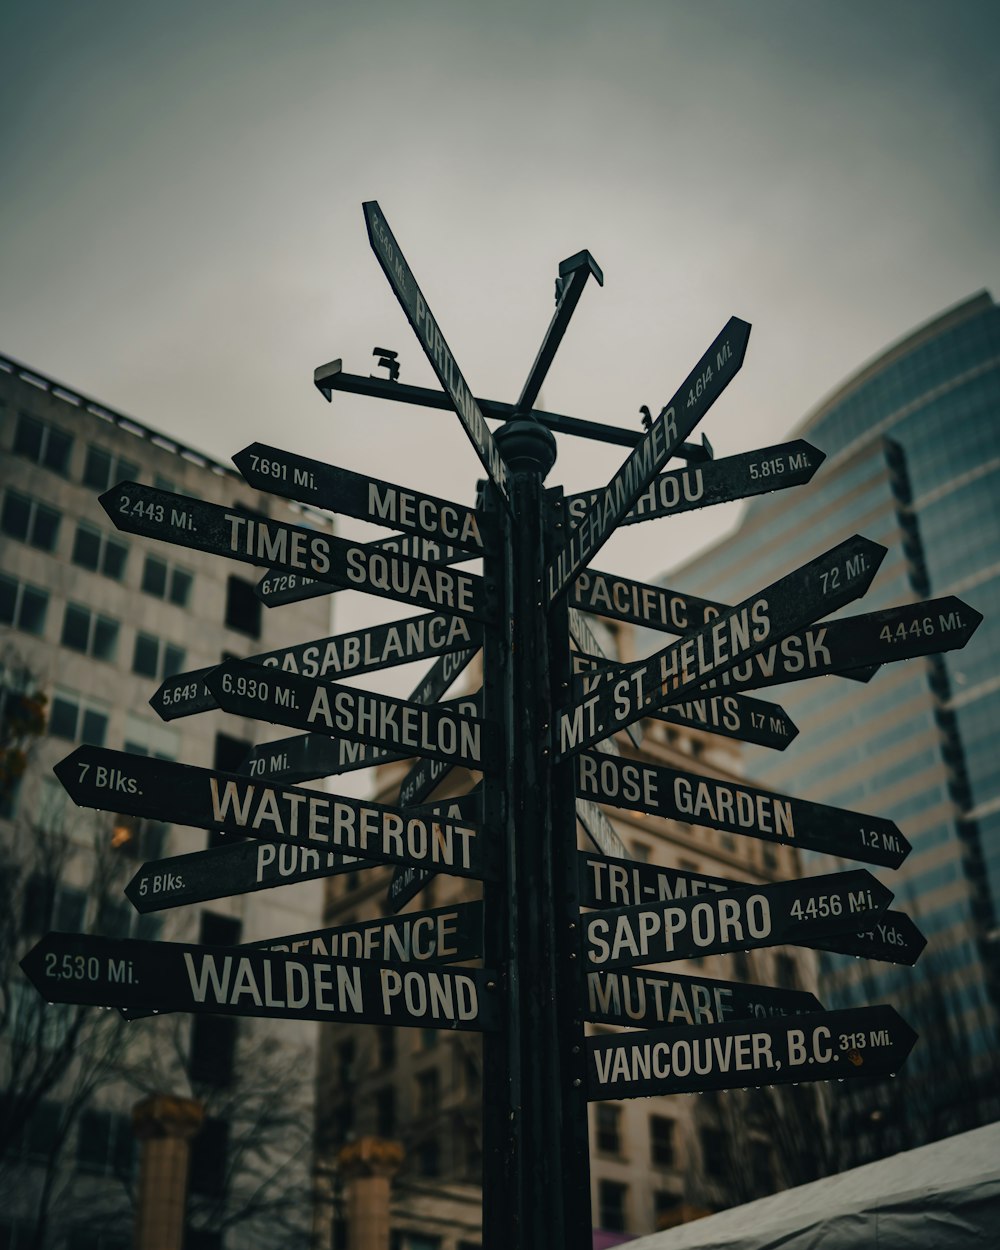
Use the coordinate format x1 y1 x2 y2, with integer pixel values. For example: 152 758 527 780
101 483 494 622
21 932 499 1032
363 200 511 510
233 442 497 556
559 533 885 757
547 317 752 601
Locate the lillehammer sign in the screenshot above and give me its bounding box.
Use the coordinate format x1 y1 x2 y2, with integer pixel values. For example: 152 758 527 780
25 201 986 1250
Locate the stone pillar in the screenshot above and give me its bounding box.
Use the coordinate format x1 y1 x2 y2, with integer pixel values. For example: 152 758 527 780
131 1094 204 1250
337 1138 404 1250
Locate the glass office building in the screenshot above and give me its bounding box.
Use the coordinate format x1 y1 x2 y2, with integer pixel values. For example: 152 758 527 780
658 291 1000 1139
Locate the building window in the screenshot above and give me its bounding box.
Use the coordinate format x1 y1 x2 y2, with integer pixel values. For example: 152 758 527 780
376 1087 396 1137
337 1039 356 1087
378 1027 395 1068
774 953 799 991
416 1069 439 1115
650 1114 675 1167
141 555 193 607
75 1108 135 1177
654 1190 682 1230
1 489 61 552
123 712 179 761
8 1098 64 1160
0 573 49 636
188 1117 229 1196
14 413 73 475
225 575 261 638
22 874 87 935
132 631 185 680
416 1138 440 1178
82 444 139 492
700 1127 726 1178
420 1027 438 1051
61 603 119 661
71 522 128 580
48 689 109 746
596 1103 622 1155
110 815 168 861
189 1016 238 1086
631 840 651 862
598 1180 628 1233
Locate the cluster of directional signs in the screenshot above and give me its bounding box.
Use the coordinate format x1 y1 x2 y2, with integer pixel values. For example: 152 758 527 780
22 203 982 1248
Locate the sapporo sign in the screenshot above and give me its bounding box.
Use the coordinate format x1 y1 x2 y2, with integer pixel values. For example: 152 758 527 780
27 202 981 1250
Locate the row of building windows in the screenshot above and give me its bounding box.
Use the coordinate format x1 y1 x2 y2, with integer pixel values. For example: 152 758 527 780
12 412 140 490
2 489 194 604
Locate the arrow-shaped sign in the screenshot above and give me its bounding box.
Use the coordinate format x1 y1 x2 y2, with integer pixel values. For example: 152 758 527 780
582 870 892 969
233 443 496 556
398 693 483 808
239 647 480 784
547 317 751 601
652 691 799 751
152 613 481 723
583 967 822 1030
101 482 494 623
577 850 925 966
54 746 495 885
386 788 485 915
21 932 500 1032
559 533 886 757
575 751 910 868
587 1005 917 1099
205 659 497 774
363 201 512 511
565 440 825 527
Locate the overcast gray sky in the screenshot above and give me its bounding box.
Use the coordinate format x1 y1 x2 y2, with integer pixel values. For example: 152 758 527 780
3 0 999 694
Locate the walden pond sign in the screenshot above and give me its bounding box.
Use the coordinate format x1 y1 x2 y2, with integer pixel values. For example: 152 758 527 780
25 201 984 1250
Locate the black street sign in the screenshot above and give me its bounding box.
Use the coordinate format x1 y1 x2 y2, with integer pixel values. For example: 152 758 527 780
580 596 982 706
565 440 825 527
364 200 512 511
126 840 376 911
575 751 911 868
386 791 483 914
809 912 928 966
582 870 892 969
205 659 497 774
578 851 925 966
547 317 752 601
398 693 482 808
587 1005 918 1100
101 482 493 622
569 609 642 749
239 647 480 783
576 795 631 861
571 567 724 634
258 900 484 964
234 442 496 556
559 534 886 756
516 250 603 414
21 932 500 1032
152 613 481 722
653 692 798 751
257 531 472 608
584 967 821 1030
55 746 495 884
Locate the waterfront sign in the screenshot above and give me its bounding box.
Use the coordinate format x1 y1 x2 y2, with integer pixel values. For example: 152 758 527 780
587 1005 918 1099
22 932 500 1031
55 746 495 882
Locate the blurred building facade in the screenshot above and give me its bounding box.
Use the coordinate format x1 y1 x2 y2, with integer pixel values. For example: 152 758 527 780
314 623 821 1249
657 291 1000 1148
0 354 331 1249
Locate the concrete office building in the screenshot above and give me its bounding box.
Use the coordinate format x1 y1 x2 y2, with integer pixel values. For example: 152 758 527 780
0 353 332 1249
314 621 820 1248
657 292 1000 1147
